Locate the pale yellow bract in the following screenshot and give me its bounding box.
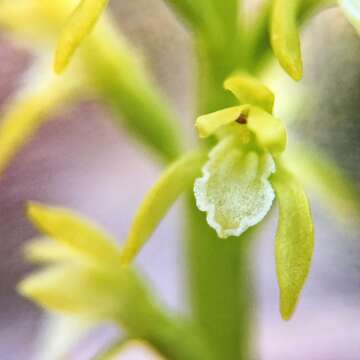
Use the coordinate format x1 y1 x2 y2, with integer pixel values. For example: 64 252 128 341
54 0 110 73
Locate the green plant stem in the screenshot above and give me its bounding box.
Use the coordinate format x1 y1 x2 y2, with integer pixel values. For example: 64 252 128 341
185 195 253 360
82 19 182 163
111 269 215 360
183 17 254 357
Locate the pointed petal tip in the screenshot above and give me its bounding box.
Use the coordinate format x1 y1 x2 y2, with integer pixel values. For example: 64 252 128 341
53 58 66 75
17 278 34 298
27 201 46 220
278 53 303 81
280 295 296 321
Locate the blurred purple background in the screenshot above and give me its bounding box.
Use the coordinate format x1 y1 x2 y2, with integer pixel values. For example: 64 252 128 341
0 2 360 359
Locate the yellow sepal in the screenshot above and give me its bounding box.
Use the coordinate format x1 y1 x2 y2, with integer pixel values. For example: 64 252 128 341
27 203 122 269
196 105 250 138
119 151 207 265
224 73 275 113
271 164 314 320
24 238 80 264
271 0 303 80
246 106 287 155
54 0 109 73
0 67 78 175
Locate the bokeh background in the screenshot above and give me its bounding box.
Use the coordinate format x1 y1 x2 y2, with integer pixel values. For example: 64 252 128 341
0 1 360 359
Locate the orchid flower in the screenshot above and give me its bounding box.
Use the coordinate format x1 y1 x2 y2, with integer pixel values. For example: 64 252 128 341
114 73 314 320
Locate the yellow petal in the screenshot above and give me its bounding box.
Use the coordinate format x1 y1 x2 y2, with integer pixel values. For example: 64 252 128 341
0 0 72 41
195 105 250 138
119 151 207 265
0 65 78 175
54 0 109 73
18 264 131 318
24 238 79 264
271 164 314 320
247 106 287 155
224 73 275 113
27 203 122 269
271 0 303 80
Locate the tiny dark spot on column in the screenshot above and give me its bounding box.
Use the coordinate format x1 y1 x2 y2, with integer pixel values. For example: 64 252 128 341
236 114 247 124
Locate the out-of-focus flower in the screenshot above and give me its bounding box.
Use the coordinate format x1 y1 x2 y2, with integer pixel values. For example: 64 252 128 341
0 0 110 71
0 0 180 176
0 53 83 174
18 203 215 360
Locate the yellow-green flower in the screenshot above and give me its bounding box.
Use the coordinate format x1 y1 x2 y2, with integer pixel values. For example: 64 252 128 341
115 73 314 320
19 202 212 360
194 74 286 238
0 0 180 175
193 74 313 319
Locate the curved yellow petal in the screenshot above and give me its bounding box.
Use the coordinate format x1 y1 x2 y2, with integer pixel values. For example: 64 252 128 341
271 0 303 80
196 105 287 154
18 264 137 318
24 238 80 264
0 0 73 41
247 106 287 155
119 151 207 265
271 164 314 320
54 0 109 73
195 105 249 138
224 73 275 113
0 66 79 175
27 203 122 268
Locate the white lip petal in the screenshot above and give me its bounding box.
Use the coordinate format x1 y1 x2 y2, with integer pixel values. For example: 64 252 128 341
339 0 360 34
194 136 276 239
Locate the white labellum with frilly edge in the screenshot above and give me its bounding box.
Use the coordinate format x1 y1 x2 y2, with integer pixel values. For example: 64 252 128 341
194 135 276 238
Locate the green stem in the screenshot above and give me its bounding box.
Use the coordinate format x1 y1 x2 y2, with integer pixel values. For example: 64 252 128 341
111 269 216 360
185 195 253 360
82 18 182 163
183 14 254 357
